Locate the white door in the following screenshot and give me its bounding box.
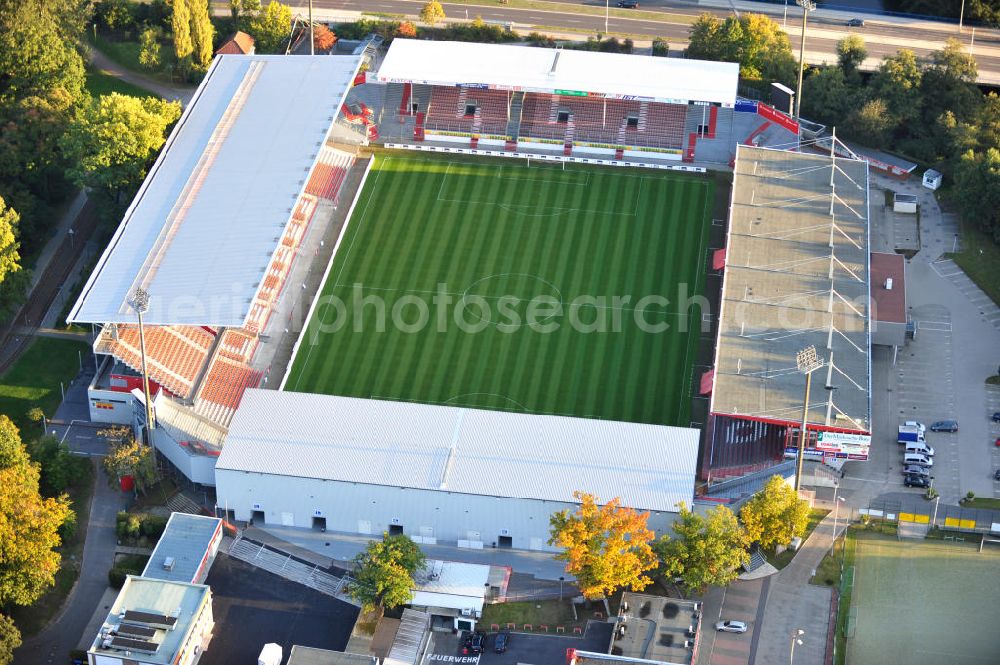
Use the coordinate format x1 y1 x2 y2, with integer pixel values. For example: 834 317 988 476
358 520 372 535
281 512 294 526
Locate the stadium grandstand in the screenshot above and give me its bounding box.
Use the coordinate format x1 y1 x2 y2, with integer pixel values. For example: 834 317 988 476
699 144 871 487
68 54 367 484
368 40 800 165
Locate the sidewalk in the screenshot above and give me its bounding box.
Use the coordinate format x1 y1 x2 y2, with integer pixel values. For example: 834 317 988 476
87 45 195 105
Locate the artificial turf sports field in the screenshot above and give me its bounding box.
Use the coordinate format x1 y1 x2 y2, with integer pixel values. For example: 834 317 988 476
284 154 713 426
846 533 1000 665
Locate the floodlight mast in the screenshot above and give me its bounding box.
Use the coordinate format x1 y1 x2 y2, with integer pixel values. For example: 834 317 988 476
130 288 156 442
794 345 824 492
794 0 817 119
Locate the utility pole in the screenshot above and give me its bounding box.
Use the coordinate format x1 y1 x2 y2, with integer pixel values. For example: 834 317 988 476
309 0 314 55
959 0 966 31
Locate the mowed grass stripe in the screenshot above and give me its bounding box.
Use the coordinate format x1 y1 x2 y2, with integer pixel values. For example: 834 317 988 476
285 154 713 426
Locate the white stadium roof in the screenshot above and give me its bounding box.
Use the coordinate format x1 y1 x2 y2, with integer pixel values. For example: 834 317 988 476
377 39 739 107
216 390 699 512
69 55 362 327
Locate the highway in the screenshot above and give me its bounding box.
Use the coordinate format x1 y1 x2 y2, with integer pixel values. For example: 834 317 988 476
280 0 1000 84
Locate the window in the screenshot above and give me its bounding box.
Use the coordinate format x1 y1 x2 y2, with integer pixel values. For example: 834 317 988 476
698 124 709 137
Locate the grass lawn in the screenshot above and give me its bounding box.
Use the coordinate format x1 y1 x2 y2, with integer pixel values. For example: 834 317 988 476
11 459 96 637
285 154 714 426
480 599 588 633
0 336 91 433
947 215 1000 307
767 508 830 570
86 68 159 98
963 497 1000 510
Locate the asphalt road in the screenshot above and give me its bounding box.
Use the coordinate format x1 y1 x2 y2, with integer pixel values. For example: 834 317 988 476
286 0 1000 83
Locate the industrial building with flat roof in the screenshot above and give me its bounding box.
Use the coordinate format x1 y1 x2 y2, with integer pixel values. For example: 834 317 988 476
87 576 213 665
702 145 872 480
216 390 699 549
141 513 223 585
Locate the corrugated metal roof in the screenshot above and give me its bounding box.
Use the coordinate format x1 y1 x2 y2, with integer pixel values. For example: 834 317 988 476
216 390 699 512
377 40 739 107
141 513 222 584
69 55 362 327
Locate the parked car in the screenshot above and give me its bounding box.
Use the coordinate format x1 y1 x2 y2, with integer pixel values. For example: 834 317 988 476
903 420 926 434
929 420 959 432
992 411 1000 423
617 0 639 7
464 632 487 654
904 475 930 488
846 17 865 27
902 465 930 478
494 631 510 654
715 620 748 633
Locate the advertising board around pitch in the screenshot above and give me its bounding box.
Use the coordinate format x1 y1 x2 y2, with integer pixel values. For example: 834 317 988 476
815 431 871 460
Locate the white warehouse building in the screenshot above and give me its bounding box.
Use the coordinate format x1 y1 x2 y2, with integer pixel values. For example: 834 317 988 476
215 390 699 551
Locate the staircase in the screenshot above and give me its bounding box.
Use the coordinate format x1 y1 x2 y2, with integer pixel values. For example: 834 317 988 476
506 90 525 139
743 546 768 573
637 101 649 131
227 535 356 603
165 492 204 516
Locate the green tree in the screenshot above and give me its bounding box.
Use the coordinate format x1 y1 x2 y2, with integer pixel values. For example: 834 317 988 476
419 0 445 26
0 614 21 665
549 491 658 600
229 0 242 22
686 13 795 84
246 0 292 53
0 415 72 606
99 426 158 493
171 0 194 74
920 38 980 133
187 0 215 71
739 475 810 550
802 66 853 129
954 148 1000 242
346 534 426 613
846 98 895 148
95 0 134 34
29 435 83 496
836 34 867 80
976 93 1000 152
139 26 163 71
654 503 748 593
0 198 21 287
62 93 182 204
868 49 923 127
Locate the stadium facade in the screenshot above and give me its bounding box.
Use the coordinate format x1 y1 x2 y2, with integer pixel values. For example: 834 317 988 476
69 40 872 539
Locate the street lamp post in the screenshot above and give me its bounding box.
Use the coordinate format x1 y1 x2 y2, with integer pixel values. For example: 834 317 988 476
832 493 846 562
794 0 816 119
790 629 805 665
605 0 609 36
794 345 824 492
129 288 156 442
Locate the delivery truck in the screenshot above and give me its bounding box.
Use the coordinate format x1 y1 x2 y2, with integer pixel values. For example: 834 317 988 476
897 425 925 444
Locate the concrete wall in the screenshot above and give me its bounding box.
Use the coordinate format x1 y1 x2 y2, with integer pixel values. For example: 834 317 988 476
216 470 677 551
87 385 133 424
151 427 217 486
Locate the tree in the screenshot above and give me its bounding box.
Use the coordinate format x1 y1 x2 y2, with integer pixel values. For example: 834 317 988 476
0 198 21 287
313 23 336 51
802 66 853 129
229 0 242 22
100 426 158 493
654 503 748 593
868 49 923 127
396 21 417 38
686 13 795 84
836 35 867 80
739 475 810 550
548 492 657 600
171 0 194 73
0 614 21 665
0 416 72 606
95 0 134 34
845 98 894 149
187 0 215 71
954 148 1000 242
920 38 980 132
62 93 182 204
139 27 163 71
246 0 292 53
419 0 445 27
976 93 1000 152
346 534 426 613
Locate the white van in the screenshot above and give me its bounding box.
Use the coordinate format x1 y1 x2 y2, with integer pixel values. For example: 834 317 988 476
904 441 935 456
903 420 926 434
903 452 933 467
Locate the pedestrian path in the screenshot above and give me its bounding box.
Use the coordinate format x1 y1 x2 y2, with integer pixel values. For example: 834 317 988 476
930 258 1000 331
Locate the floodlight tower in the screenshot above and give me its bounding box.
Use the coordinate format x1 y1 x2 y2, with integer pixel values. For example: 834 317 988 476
794 345 824 492
130 288 156 442
794 0 817 119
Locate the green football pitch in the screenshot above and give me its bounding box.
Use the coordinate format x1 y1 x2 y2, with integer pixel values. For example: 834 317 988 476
284 153 714 426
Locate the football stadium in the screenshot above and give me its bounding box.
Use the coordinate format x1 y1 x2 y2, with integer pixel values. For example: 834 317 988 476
68 38 871 539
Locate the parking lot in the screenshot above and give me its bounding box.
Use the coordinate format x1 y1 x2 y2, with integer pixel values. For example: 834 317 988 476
426 622 613 665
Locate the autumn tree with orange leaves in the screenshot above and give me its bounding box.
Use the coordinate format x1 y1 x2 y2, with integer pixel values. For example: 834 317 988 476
548 491 658 600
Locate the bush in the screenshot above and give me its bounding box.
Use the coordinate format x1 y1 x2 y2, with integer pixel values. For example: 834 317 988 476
108 567 128 589
527 32 555 48
116 511 142 541
59 509 78 544
396 21 417 38
652 37 669 56
140 514 168 538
